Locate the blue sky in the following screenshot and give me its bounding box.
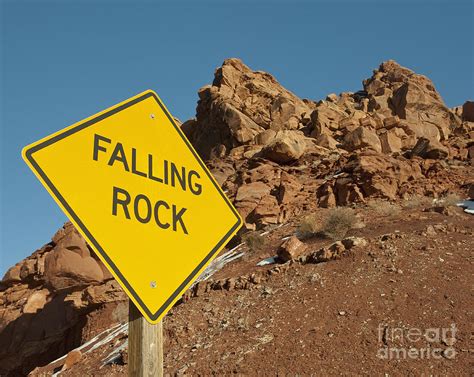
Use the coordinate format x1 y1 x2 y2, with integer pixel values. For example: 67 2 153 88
1 0 472 275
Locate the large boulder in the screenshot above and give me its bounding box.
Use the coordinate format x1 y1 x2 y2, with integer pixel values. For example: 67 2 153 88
42 224 108 290
379 129 403 154
183 58 314 159
235 181 271 202
277 236 307 262
0 222 113 292
315 133 339 149
343 126 382 153
409 137 449 160
44 247 105 291
309 101 348 138
262 130 308 163
234 181 273 227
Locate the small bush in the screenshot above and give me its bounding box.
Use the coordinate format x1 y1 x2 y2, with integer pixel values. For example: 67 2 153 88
438 194 462 207
242 231 265 252
403 196 433 209
367 200 401 217
321 207 357 241
298 214 321 238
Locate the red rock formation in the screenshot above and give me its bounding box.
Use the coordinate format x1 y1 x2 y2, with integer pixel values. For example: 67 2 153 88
0 223 127 376
1 58 472 375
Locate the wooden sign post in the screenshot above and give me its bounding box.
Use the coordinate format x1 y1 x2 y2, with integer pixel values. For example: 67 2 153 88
129 300 164 377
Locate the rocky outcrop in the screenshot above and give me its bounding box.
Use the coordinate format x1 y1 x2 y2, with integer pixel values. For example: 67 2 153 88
183 58 314 160
228 160 315 230
191 60 473 227
364 60 459 141
6 223 112 292
317 151 424 206
305 61 461 161
183 58 465 169
0 223 127 376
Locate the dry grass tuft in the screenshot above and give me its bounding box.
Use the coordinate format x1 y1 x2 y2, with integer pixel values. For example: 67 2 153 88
367 200 401 217
403 196 433 209
438 194 462 207
321 207 357 241
242 231 266 252
298 214 321 238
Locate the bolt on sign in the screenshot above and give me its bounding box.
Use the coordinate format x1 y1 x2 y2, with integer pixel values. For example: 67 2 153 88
22 90 243 324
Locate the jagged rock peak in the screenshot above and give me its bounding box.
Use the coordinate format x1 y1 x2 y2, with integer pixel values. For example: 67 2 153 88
212 58 279 87
365 59 443 103
183 58 315 160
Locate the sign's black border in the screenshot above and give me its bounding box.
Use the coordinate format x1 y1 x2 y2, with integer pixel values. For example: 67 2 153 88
24 91 242 321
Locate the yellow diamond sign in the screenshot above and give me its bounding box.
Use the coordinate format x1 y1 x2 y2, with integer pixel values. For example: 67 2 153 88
22 90 242 323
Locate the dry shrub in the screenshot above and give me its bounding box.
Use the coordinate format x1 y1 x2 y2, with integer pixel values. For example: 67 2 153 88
242 231 265 252
321 207 357 241
298 214 321 238
403 196 433 209
367 200 401 217
439 193 462 207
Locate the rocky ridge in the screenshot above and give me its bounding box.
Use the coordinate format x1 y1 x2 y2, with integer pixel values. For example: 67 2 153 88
185 59 472 227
